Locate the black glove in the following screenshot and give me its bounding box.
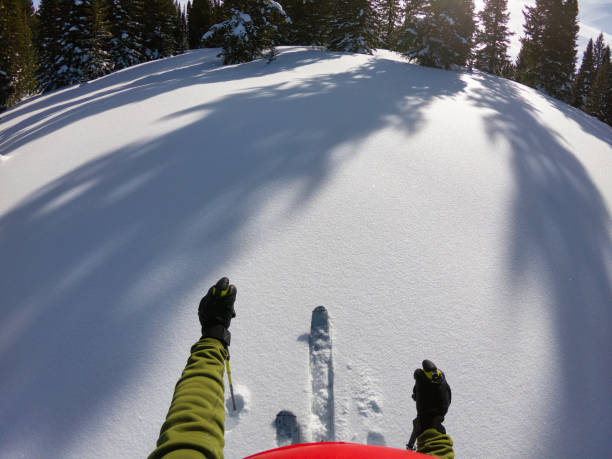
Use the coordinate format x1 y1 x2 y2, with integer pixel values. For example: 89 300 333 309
198 277 237 347
411 359 451 436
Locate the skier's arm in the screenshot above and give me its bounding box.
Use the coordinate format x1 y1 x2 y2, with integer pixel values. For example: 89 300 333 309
148 338 227 459
149 277 237 459
417 428 454 458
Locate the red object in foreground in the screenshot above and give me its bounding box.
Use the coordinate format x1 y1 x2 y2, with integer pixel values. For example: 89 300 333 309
245 442 430 458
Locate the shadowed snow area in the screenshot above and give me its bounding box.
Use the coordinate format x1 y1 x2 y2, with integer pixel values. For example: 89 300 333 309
0 47 611 458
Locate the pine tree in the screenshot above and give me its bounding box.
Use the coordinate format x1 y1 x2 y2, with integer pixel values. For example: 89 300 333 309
195 0 225 47
0 0 38 110
606 58 612 126
23 0 37 30
515 1 545 88
210 0 224 23
474 0 513 75
375 0 402 50
592 33 607 72
542 0 578 101
280 0 333 46
142 0 178 59
301 0 335 46
516 0 578 102
17 0 38 98
457 0 477 66
585 45 611 125
203 0 287 65
49 0 111 86
37 0 66 90
186 0 213 48
400 0 431 62
328 0 378 54
39 0 113 89
18 0 38 93
173 1 187 53
82 0 113 80
107 0 144 70
0 0 14 109
499 60 516 79
572 39 595 109
401 0 475 70
207 0 226 47
277 0 303 45
58 0 89 86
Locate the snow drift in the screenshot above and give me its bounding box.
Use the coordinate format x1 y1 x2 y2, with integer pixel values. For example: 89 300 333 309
1 47 611 458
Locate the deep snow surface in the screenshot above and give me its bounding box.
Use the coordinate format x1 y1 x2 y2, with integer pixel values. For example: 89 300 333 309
1 48 611 458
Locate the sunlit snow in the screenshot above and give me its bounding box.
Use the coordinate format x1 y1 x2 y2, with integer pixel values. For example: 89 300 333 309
1 47 611 459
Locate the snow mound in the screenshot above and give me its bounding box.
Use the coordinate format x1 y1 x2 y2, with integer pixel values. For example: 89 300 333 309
1 47 611 458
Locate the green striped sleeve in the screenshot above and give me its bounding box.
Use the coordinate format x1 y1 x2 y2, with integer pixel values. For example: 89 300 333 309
149 338 228 459
417 428 454 458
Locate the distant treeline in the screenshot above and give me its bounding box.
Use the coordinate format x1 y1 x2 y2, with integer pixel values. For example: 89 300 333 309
0 0 610 126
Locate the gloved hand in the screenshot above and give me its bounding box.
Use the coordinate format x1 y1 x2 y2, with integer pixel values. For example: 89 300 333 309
411 359 451 436
198 277 237 348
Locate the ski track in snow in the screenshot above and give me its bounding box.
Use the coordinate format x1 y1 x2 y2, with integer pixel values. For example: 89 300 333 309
336 362 385 446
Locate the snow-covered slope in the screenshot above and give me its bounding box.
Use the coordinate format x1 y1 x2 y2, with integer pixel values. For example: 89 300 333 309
1 48 611 458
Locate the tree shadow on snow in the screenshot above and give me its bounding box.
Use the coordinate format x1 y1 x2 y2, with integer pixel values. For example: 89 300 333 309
547 95 612 148
0 49 466 456
467 72 612 457
0 47 344 155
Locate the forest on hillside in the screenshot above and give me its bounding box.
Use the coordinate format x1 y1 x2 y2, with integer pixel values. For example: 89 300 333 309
1 0 610 126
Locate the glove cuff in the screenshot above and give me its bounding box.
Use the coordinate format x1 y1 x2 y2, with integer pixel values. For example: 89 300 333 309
202 324 231 347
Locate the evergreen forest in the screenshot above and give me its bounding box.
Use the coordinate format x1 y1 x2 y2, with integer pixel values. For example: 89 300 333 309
0 0 610 127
